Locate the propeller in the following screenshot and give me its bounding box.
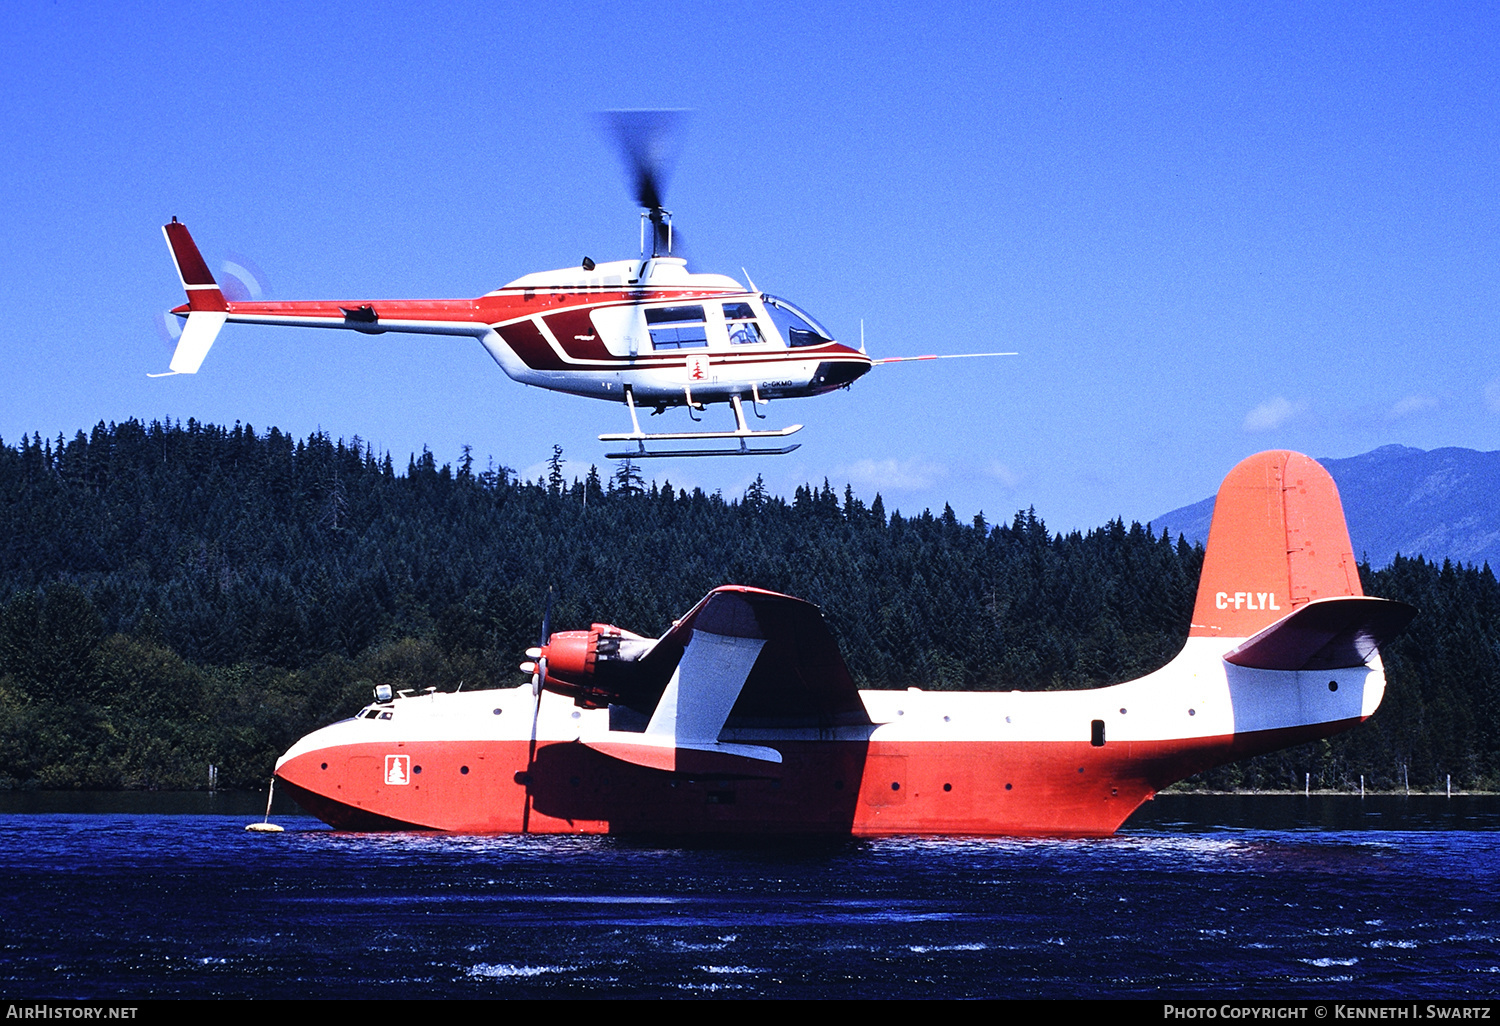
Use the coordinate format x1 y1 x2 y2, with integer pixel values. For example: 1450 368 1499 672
518 587 554 833
600 109 690 257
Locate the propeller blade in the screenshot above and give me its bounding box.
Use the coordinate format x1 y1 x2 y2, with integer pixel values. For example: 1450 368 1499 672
532 587 555 696
522 586 555 835
601 109 688 213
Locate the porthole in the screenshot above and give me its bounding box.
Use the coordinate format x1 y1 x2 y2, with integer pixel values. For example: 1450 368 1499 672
460 766 469 775
943 783 953 792
1328 680 1339 692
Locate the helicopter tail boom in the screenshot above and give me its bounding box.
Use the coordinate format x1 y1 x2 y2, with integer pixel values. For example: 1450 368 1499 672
157 219 504 377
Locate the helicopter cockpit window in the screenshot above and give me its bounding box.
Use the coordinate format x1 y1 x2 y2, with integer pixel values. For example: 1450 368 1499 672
763 296 834 348
645 305 709 350
722 302 765 346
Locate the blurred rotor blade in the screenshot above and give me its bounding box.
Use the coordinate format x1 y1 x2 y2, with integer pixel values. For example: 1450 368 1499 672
219 252 271 303
600 109 690 213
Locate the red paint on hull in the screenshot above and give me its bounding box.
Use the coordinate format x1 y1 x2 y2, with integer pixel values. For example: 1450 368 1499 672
275 717 1360 837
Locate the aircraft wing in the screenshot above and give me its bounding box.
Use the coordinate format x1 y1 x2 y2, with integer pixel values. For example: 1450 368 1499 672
583 586 871 773
639 586 872 729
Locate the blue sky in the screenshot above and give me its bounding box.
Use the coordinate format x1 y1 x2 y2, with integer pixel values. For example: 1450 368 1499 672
2 2 1496 532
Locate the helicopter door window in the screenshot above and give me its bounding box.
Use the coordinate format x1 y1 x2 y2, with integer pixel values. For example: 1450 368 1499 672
722 302 767 346
645 305 709 350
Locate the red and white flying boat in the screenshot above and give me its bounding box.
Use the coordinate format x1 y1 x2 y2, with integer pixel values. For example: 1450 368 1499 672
272 450 1415 837
159 112 1012 458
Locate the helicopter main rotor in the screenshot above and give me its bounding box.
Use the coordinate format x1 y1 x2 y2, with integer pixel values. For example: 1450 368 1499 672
601 109 689 257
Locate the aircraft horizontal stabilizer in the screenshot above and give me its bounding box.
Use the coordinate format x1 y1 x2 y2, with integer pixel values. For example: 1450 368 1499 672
1223 596 1417 671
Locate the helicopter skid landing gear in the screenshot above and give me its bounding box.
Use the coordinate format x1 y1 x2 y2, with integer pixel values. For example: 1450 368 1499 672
601 389 802 459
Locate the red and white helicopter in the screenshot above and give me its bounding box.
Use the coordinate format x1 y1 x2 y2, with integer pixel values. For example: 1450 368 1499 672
159 112 1013 458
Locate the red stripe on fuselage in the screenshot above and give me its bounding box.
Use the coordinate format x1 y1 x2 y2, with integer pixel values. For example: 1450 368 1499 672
495 317 566 370
541 307 615 362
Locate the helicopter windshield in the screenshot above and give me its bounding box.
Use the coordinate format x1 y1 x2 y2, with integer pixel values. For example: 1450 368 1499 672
763 296 835 348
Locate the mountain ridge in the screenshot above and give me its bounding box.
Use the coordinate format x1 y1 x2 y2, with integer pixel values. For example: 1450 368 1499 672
1150 444 1500 570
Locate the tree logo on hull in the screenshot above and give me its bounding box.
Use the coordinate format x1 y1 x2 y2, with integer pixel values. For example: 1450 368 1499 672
385 755 411 785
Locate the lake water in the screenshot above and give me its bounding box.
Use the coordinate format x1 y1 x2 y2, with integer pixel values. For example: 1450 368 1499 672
1 793 1497 999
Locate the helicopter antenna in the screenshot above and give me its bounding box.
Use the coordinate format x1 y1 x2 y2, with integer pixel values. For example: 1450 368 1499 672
601 109 690 257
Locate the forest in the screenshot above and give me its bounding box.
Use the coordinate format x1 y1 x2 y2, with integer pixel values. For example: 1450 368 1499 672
1 418 1496 792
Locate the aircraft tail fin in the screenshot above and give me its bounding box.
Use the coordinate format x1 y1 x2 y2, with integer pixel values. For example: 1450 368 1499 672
1189 450 1363 640
161 219 228 374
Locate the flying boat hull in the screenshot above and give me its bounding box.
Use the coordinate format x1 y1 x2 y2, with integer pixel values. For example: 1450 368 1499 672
273 451 1414 837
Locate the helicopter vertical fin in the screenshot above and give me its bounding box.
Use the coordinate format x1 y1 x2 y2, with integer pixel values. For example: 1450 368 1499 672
161 220 229 374
163 220 228 313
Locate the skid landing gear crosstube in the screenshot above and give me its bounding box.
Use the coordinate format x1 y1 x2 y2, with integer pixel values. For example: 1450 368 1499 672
601 388 802 459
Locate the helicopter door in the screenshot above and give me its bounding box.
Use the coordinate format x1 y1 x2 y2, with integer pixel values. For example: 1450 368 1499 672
645 304 717 392
589 304 649 357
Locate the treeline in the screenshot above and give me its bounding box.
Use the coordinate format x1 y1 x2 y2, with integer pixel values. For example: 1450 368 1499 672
0 419 1496 791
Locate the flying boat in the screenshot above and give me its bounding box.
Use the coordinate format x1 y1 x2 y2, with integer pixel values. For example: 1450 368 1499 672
158 112 1013 458
271 450 1415 836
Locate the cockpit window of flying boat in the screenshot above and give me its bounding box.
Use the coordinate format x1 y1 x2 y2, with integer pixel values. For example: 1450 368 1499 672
763 296 834 348
722 302 766 345
645 305 709 350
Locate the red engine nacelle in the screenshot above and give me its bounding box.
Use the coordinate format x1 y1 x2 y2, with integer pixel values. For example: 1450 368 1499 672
529 624 656 708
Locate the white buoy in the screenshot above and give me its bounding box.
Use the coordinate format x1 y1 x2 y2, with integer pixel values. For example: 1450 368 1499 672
246 778 285 833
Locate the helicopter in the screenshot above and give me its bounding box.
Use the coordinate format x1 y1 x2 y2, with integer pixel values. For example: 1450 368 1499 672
158 112 1014 458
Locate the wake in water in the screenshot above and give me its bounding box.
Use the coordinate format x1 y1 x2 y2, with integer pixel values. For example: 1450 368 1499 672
1 800 1498 999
